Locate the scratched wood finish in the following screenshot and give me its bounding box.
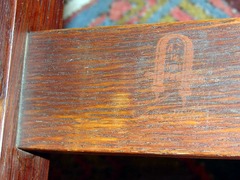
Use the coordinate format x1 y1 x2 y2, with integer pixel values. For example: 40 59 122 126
0 0 63 179
19 18 240 158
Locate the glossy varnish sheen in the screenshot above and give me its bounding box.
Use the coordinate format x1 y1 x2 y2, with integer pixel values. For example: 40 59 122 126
19 18 240 158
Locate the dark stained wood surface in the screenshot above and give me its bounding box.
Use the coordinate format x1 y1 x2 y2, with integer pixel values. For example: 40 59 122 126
19 18 240 158
0 0 63 179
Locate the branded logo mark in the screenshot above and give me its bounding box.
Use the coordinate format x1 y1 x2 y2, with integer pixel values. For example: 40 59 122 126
147 34 193 106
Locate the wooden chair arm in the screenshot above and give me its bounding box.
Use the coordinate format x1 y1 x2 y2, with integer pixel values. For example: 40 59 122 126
18 18 240 159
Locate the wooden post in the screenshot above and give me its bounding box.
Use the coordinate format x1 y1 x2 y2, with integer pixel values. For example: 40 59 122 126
0 0 63 179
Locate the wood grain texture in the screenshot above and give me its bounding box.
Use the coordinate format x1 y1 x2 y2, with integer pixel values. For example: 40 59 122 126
0 0 63 179
19 18 240 158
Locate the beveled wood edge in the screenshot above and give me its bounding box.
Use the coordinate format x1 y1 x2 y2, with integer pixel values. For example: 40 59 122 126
28 17 240 33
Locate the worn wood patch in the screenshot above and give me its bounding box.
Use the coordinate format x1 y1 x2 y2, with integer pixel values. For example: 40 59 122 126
19 18 240 158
